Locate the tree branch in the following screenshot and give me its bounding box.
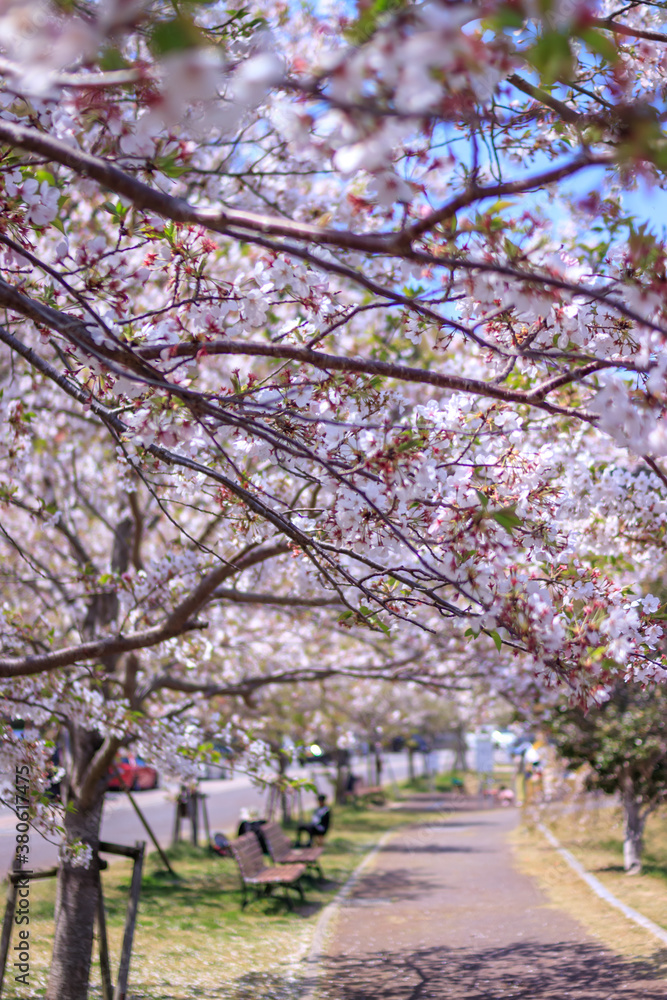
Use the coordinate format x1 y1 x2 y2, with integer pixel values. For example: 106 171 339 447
137 337 594 419
507 73 584 125
404 154 609 241
0 619 208 678
209 588 343 607
591 16 667 44
0 120 396 254
0 530 290 677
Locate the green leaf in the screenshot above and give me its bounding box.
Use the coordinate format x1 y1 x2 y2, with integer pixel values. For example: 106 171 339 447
527 31 574 84
157 155 190 179
491 508 523 534
486 199 515 214
35 168 55 186
344 0 408 44
578 27 617 64
149 15 205 55
484 6 525 30
488 629 503 652
99 46 130 72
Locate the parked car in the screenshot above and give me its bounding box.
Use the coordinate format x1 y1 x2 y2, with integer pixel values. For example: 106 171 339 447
108 754 137 791
134 756 159 790
108 754 159 791
297 743 349 766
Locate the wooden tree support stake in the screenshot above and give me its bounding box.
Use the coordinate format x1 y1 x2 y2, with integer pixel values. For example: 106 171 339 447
1 842 145 1000
0 863 62 997
200 792 211 848
0 863 19 997
190 790 199 846
172 787 203 848
96 869 113 1000
113 840 145 1000
125 788 178 878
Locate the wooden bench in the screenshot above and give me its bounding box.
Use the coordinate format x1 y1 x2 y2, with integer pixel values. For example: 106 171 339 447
263 822 324 879
230 832 306 909
345 780 386 804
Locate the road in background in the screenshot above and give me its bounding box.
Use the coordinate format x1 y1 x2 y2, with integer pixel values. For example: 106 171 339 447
0 749 459 871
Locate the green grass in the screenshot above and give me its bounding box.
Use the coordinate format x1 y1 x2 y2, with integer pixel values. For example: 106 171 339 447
1 795 443 999
399 769 467 793
398 766 513 795
538 798 667 889
515 797 667 968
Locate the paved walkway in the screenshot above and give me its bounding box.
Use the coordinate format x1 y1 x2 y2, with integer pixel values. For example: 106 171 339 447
313 797 667 999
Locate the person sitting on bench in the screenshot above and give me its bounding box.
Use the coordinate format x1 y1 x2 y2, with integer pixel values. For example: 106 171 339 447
295 794 331 846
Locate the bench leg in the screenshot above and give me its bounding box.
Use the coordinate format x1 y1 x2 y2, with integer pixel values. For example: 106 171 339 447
282 887 294 910
241 884 265 909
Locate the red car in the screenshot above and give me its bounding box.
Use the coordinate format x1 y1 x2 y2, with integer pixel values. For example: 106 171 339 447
134 756 159 790
108 754 158 791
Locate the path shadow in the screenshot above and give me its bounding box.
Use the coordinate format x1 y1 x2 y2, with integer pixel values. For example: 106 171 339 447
395 820 497 830
390 799 500 815
309 941 667 999
344 868 444 902
378 844 478 854
131 970 301 999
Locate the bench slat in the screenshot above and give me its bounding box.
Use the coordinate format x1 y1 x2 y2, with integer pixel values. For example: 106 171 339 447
231 833 306 904
264 822 324 864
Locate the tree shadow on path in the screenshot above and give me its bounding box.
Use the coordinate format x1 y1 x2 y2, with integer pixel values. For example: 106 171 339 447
313 941 667 999
341 868 445 902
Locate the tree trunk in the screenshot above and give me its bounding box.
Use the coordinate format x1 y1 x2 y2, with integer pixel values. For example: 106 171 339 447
46 725 110 1000
408 747 415 781
46 515 132 999
621 784 646 875
453 727 467 772
277 754 291 825
46 788 104 1000
374 746 382 786
334 756 347 805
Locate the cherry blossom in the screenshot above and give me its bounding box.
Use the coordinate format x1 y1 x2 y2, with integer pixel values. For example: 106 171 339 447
2 0 667 995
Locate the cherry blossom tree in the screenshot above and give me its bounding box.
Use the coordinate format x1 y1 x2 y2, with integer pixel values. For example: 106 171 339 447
3 0 667 995
546 682 667 874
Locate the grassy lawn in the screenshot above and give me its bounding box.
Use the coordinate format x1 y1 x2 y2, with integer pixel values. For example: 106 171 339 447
397 769 468 794
2 795 440 1000
514 798 667 970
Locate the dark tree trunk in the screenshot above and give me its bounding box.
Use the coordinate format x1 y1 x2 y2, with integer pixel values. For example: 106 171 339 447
408 747 415 780
277 753 291 825
374 747 383 786
46 512 133 999
46 728 108 1000
46 788 104 999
